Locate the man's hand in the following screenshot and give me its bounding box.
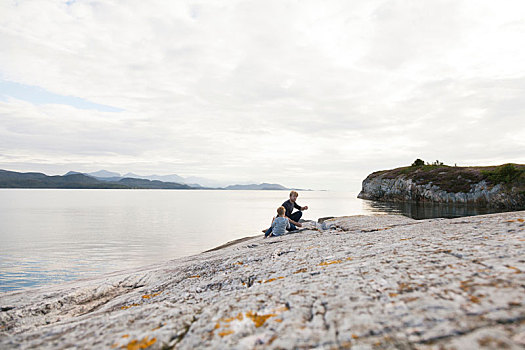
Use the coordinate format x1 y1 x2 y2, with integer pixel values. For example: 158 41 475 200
301 206 308 211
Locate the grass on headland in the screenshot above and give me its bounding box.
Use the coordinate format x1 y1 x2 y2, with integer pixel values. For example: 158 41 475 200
369 160 525 194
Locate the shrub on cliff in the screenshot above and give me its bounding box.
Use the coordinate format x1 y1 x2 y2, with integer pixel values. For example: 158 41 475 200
483 164 524 185
411 159 425 167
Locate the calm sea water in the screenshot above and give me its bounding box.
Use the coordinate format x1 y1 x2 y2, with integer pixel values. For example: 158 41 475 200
0 189 511 292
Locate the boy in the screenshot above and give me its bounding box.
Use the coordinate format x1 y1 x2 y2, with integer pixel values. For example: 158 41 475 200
264 206 290 238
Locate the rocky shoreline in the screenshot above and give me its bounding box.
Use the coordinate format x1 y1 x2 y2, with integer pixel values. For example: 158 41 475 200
358 164 525 209
1 212 524 349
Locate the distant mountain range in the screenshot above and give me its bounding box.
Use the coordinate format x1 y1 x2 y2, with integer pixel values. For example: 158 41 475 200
0 170 192 189
223 183 288 190
79 170 223 188
0 169 295 191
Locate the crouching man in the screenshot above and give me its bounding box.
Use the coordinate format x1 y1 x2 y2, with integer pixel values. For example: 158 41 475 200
282 190 308 231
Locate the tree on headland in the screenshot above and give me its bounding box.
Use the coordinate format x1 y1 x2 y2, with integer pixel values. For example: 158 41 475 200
411 159 446 167
411 159 425 167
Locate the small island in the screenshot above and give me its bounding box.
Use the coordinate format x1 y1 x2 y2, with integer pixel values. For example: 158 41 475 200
358 161 525 209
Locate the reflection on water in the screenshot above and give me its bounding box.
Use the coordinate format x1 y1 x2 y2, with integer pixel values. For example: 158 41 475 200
362 199 514 220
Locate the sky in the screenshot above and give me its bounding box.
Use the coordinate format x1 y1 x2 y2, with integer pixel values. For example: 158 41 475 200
1 0 524 191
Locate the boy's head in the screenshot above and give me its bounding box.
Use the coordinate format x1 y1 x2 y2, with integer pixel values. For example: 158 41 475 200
277 206 286 217
289 190 298 202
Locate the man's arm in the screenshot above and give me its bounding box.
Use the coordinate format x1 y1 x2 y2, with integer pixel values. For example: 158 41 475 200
294 202 308 211
286 216 302 227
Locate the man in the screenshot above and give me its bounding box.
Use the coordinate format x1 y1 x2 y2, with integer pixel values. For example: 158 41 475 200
282 190 308 231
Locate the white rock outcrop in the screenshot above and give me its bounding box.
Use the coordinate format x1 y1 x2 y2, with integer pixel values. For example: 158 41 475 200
1 212 524 349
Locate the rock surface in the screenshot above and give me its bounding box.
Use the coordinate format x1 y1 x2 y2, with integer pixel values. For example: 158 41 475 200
1 212 525 349
358 175 524 209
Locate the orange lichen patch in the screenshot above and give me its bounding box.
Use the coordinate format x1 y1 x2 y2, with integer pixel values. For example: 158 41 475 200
218 329 234 337
121 303 140 310
122 336 156 350
319 260 342 266
352 334 359 339
246 311 277 327
517 218 524 222
274 318 283 323
397 282 419 293
506 265 522 273
111 343 119 349
142 291 162 299
221 313 244 323
150 324 164 331
459 280 472 292
506 220 515 222
214 312 244 334
188 275 200 279
122 335 130 338
294 268 308 274
400 238 413 241
389 292 398 298
264 277 284 283
273 305 290 313
346 257 353 261
470 295 481 304
233 261 244 265
268 335 278 345
215 308 286 334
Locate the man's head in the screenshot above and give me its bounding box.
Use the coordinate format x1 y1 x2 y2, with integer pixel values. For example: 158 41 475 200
289 190 298 202
277 206 286 217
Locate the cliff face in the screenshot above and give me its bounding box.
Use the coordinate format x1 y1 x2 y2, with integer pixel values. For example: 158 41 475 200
358 164 525 209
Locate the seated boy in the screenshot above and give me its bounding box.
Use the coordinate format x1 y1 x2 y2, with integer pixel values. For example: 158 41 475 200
264 206 290 238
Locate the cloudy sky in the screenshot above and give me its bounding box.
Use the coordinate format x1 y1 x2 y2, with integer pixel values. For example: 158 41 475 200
1 0 524 191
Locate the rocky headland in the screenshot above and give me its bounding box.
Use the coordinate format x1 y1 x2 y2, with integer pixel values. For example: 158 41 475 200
1 211 524 349
358 163 525 209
